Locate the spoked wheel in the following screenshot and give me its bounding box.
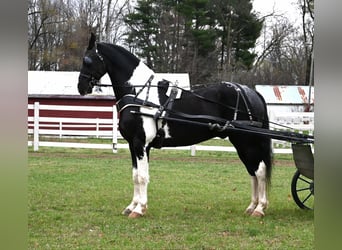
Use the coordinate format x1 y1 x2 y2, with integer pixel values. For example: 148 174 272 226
291 170 314 210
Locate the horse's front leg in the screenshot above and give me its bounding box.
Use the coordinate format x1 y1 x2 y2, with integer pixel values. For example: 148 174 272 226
122 144 149 218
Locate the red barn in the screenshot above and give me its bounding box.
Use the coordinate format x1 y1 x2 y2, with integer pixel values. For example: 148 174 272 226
28 70 190 115
28 71 190 137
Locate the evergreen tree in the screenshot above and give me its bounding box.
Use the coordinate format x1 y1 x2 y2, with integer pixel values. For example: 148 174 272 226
124 0 262 85
212 0 262 79
125 0 160 68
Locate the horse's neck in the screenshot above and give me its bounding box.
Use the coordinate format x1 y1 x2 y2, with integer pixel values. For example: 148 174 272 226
101 44 159 103
128 61 155 86
123 61 160 104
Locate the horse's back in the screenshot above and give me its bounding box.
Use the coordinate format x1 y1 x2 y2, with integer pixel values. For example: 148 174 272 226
192 83 267 121
158 82 268 147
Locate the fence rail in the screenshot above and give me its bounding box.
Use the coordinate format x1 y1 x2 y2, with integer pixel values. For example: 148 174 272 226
28 102 314 155
28 102 119 152
269 111 314 150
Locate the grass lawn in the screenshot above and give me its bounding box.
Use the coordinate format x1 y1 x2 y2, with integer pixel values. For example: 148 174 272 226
28 147 313 249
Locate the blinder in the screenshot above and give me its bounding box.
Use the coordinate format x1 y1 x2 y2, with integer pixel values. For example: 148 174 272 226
83 56 92 65
79 51 106 89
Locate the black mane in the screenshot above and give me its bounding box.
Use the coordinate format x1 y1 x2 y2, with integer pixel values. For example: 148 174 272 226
97 43 140 72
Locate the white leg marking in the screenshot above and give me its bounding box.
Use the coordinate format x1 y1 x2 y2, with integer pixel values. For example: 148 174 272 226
245 176 258 215
252 161 268 217
124 115 157 217
123 148 150 217
131 151 149 215
122 168 140 215
123 153 150 217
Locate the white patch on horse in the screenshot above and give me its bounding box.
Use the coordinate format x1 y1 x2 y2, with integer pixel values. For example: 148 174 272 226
128 61 154 86
132 152 149 215
161 123 172 138
124 151 150 216
140 109 158 143
128 61 180 141
245 176 258 214
253 161 268 216
127 61 161 105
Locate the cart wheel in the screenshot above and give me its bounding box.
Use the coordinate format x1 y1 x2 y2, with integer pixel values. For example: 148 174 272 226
291 170 314 210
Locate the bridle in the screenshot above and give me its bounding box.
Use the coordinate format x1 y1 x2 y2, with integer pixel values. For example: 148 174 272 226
79 72 101 89
80 50 106 89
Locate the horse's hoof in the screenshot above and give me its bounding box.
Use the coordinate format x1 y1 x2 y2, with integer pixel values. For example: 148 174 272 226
128 212 143 218
251 210 265 217
245 208 254 215
122 209 132 216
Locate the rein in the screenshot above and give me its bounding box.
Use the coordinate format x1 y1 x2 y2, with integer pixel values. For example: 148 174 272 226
94 81 301 132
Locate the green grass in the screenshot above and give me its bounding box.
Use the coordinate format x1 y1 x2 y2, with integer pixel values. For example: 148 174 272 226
28 147 313 249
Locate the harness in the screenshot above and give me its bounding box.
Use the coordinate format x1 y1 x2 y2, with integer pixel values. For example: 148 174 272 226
116 80 262 145
223 82 253 122
117 73 180 113
134 74 155 104
117 79 180 148
116 94 159 113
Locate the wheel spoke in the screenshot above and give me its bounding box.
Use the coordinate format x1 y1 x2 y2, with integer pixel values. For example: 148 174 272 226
302 192 313 204
298 176 312 185
297 187 311 192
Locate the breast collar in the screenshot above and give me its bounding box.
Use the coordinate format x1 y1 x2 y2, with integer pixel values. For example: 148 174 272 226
116 94 159 113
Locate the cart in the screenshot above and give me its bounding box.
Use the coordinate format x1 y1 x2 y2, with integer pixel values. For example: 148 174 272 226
291 143 314 210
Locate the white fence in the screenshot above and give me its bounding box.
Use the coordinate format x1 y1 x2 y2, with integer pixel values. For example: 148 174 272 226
27 102 120 152
28 102 314 155
269 111 314 152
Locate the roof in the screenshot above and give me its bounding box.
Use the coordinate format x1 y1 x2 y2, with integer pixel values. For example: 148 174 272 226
28 71 190 96
255 85 314 104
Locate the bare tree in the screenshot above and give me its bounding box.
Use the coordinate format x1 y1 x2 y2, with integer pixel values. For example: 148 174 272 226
298 0 314 85
103 0 130 43
28 0 130 71
245 2 314 87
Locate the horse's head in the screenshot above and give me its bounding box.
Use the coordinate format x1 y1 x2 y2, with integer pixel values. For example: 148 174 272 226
78 33 107 95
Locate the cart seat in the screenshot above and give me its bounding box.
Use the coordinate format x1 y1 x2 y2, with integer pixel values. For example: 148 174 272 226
291 143 314 180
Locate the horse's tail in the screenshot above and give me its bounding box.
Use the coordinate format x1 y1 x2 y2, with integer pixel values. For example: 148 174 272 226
263 111 273 187
258 92 273 187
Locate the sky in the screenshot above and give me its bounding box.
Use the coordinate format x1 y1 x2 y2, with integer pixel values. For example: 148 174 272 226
252 0 302 53
253 0 301 24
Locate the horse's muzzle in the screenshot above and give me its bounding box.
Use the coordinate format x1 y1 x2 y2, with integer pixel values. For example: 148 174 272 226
78 81 93 96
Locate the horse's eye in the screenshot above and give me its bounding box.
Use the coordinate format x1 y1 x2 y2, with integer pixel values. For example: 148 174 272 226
83 56 92 65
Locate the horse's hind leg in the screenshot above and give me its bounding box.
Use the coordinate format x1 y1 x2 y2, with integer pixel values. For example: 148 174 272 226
245 176 258 215
231 137 270 217
246 161 268 217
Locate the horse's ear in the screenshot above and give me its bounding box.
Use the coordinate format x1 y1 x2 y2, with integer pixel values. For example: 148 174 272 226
87 32 96 50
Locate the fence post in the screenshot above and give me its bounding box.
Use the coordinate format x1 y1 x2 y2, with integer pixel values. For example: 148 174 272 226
96 118 99 138
112 105 118 153
191 145 196 156
59 121 62 139
33 102 40 151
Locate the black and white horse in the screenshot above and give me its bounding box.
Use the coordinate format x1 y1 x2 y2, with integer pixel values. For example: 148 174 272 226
78 33 273 218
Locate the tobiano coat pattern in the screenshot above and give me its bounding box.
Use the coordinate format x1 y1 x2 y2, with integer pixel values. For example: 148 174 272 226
78 33 273 218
